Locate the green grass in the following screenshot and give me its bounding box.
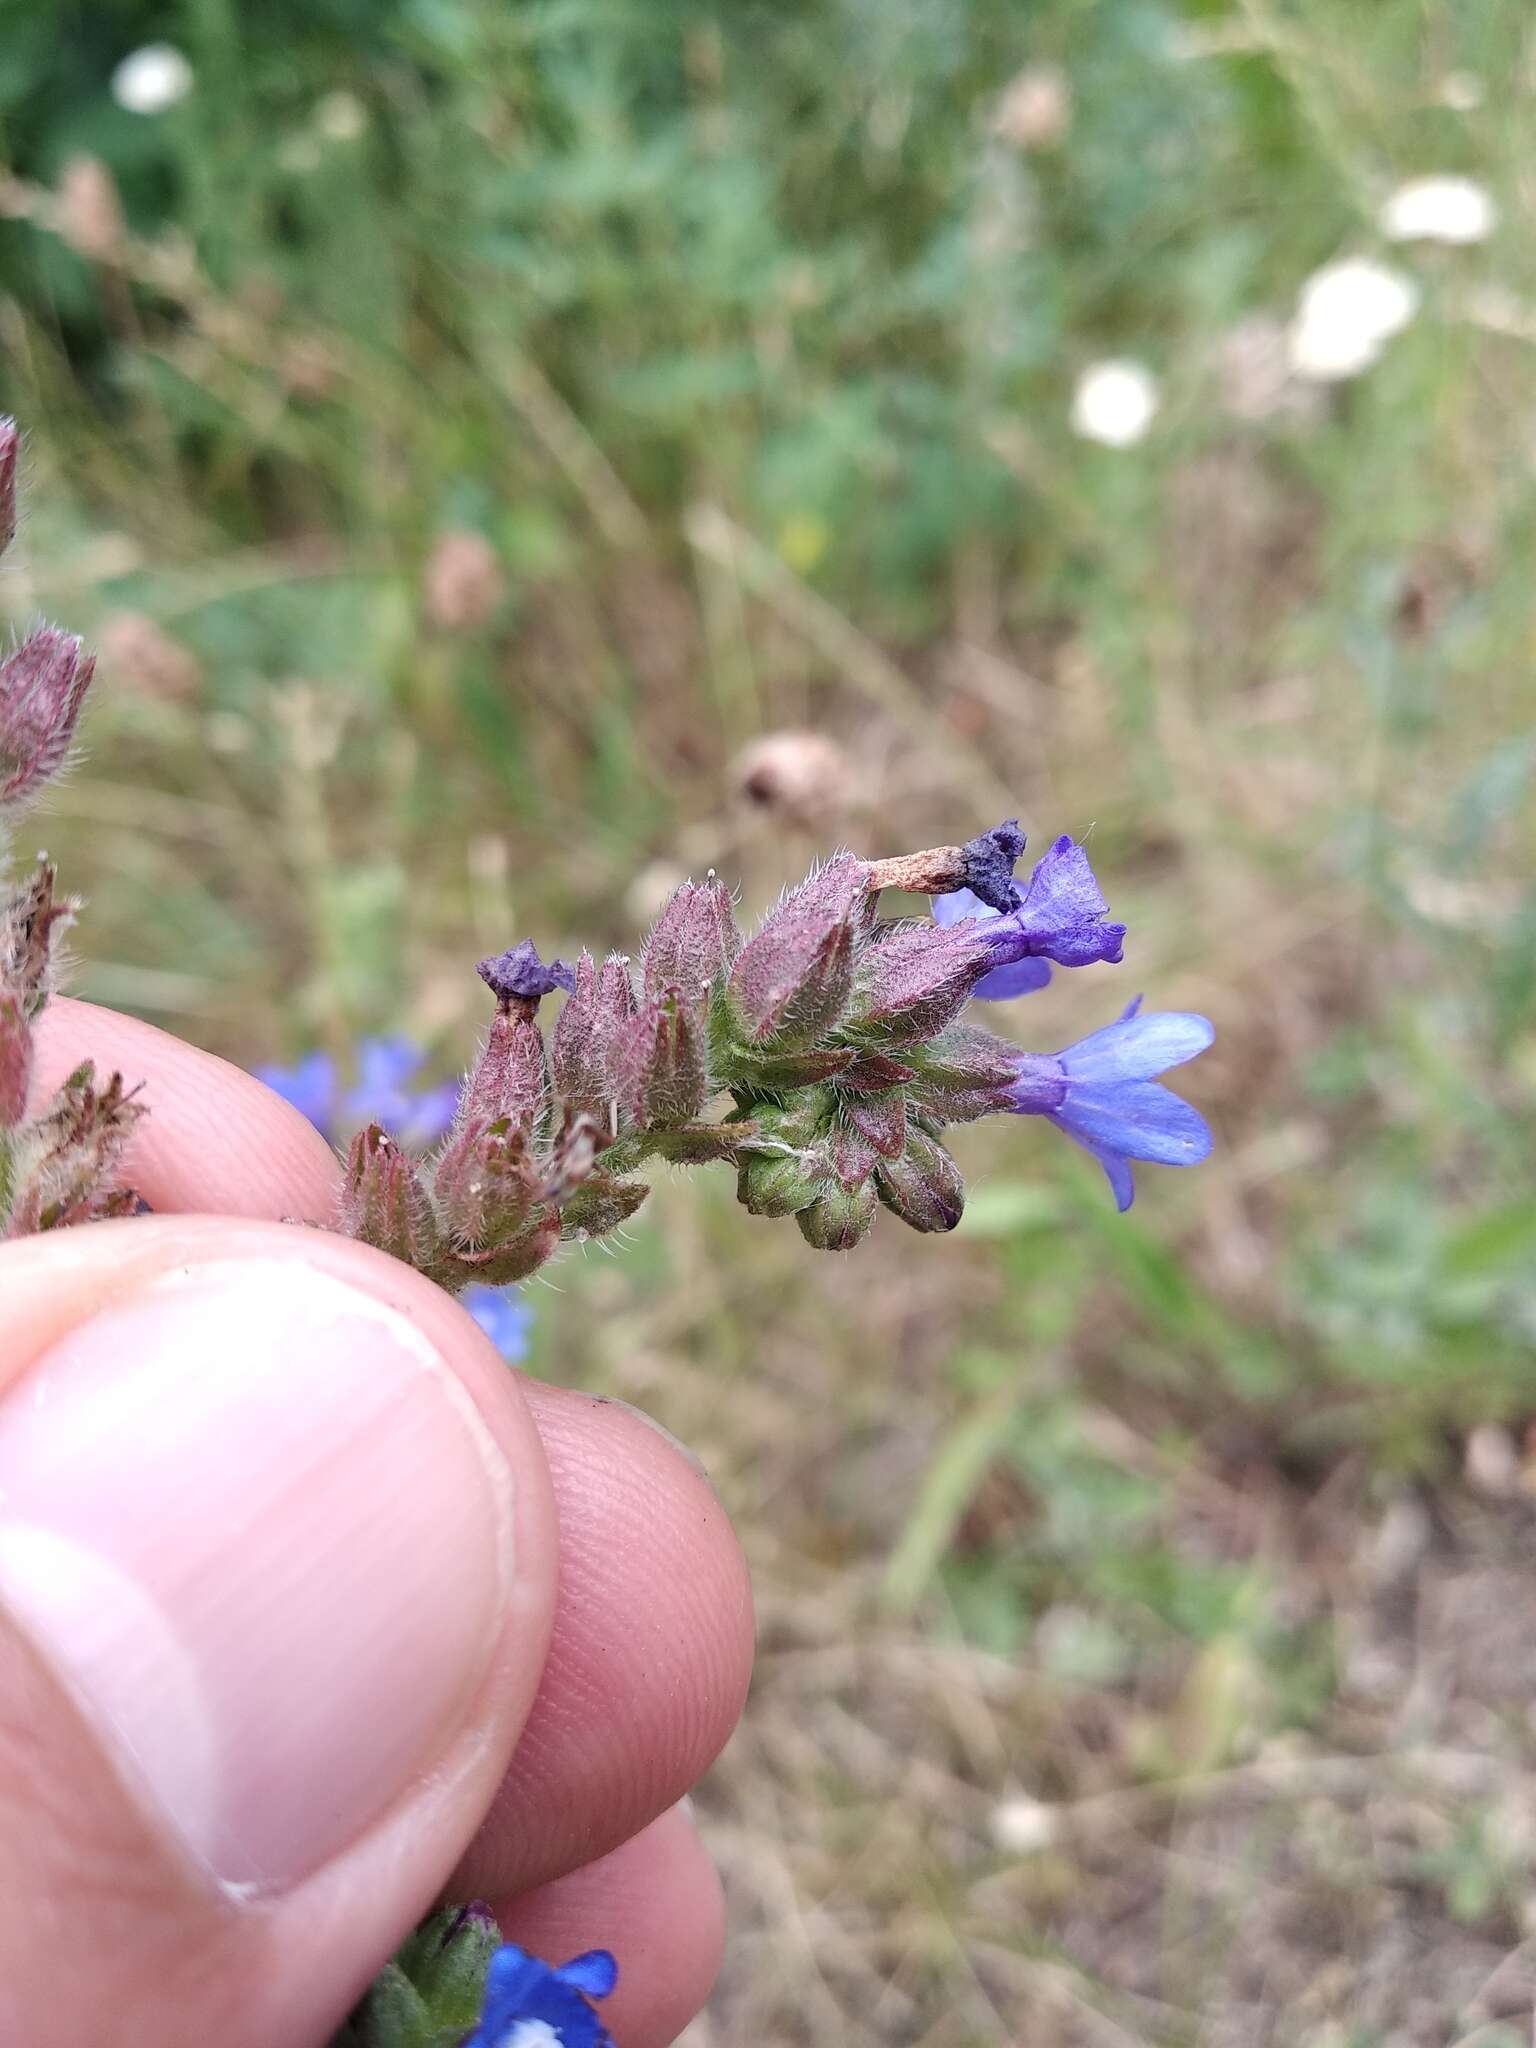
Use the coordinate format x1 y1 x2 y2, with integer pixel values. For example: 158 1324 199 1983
4 1 1536 2039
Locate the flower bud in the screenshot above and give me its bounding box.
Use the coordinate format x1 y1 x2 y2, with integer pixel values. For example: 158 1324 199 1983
347 1900 503 2047
737 1144 833 1219
432 1115 537 1248
642 875 740 1000
0 993 31 1128
551 952 600 1109
460 1004 549 1133
0 862 77 1018
0 419 17 558
748 1093 832 1149
596 951 639 1021
726 853 868 1050
906 1024 1023 1125
845 920 990 1044
876 1128 966 1233
0 627 95 806
613 989 707 1127
4 1061 143 1234
337 1124 442 1269
796 1176 878 1251
410 1903 503 2020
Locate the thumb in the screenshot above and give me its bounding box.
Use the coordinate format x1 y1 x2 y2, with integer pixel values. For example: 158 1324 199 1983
0 1217 560 2048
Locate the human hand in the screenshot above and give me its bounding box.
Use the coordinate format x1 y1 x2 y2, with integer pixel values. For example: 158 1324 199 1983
0 998 753 2048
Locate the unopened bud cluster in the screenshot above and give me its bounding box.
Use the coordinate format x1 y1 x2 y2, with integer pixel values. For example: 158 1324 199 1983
0 419 144 1239
335 811 1212 1280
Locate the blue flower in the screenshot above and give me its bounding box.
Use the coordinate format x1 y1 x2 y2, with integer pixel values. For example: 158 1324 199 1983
344 1036 461 1148
931 887 1053 1000
254 1049 338 1133
1005 999 1214 1210
255 1037 459 1149
933 836 1125 999
464 1285 534 1362
462 1943 618 2048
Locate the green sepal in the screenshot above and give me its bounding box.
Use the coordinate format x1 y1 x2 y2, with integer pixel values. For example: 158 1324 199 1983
331 1905 499 2048
559 1172 651 1237
737 1144 834 1218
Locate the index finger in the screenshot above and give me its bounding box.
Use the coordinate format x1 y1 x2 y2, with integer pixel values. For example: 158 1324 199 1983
30 997 340 1223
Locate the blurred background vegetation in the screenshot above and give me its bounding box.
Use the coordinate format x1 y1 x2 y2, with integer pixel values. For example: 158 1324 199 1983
3 1 1536 2040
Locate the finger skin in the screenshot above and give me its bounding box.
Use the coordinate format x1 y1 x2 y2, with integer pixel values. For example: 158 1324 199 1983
32 998 340 1221
30 996 756 1902
0 1218 561 2048
490 1804 725 2048
454 1383 754 1900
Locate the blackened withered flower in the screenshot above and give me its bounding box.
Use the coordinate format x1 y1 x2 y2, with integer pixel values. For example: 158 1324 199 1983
958 816 1029 913
933 833 1124 997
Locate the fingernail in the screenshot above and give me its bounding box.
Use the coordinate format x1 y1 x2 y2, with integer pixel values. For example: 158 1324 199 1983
0 1258 517 1895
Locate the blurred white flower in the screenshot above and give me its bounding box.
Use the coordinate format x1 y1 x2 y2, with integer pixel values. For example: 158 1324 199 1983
1379 174 1496 245
278 134 324 176
991 1797 1059 1854
1437 72 1485 113
111 44 193 116
1286 257 1419 382
316 91 368 143
992 65 1070 151
1070 360 1159 447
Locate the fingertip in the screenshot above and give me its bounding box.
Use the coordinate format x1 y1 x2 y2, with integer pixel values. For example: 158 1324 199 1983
489 1804 725 2048
458 1383 754 1897
32 998 340 1220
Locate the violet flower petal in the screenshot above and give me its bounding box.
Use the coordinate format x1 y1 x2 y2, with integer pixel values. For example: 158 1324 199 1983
1058 1009 1213 1085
